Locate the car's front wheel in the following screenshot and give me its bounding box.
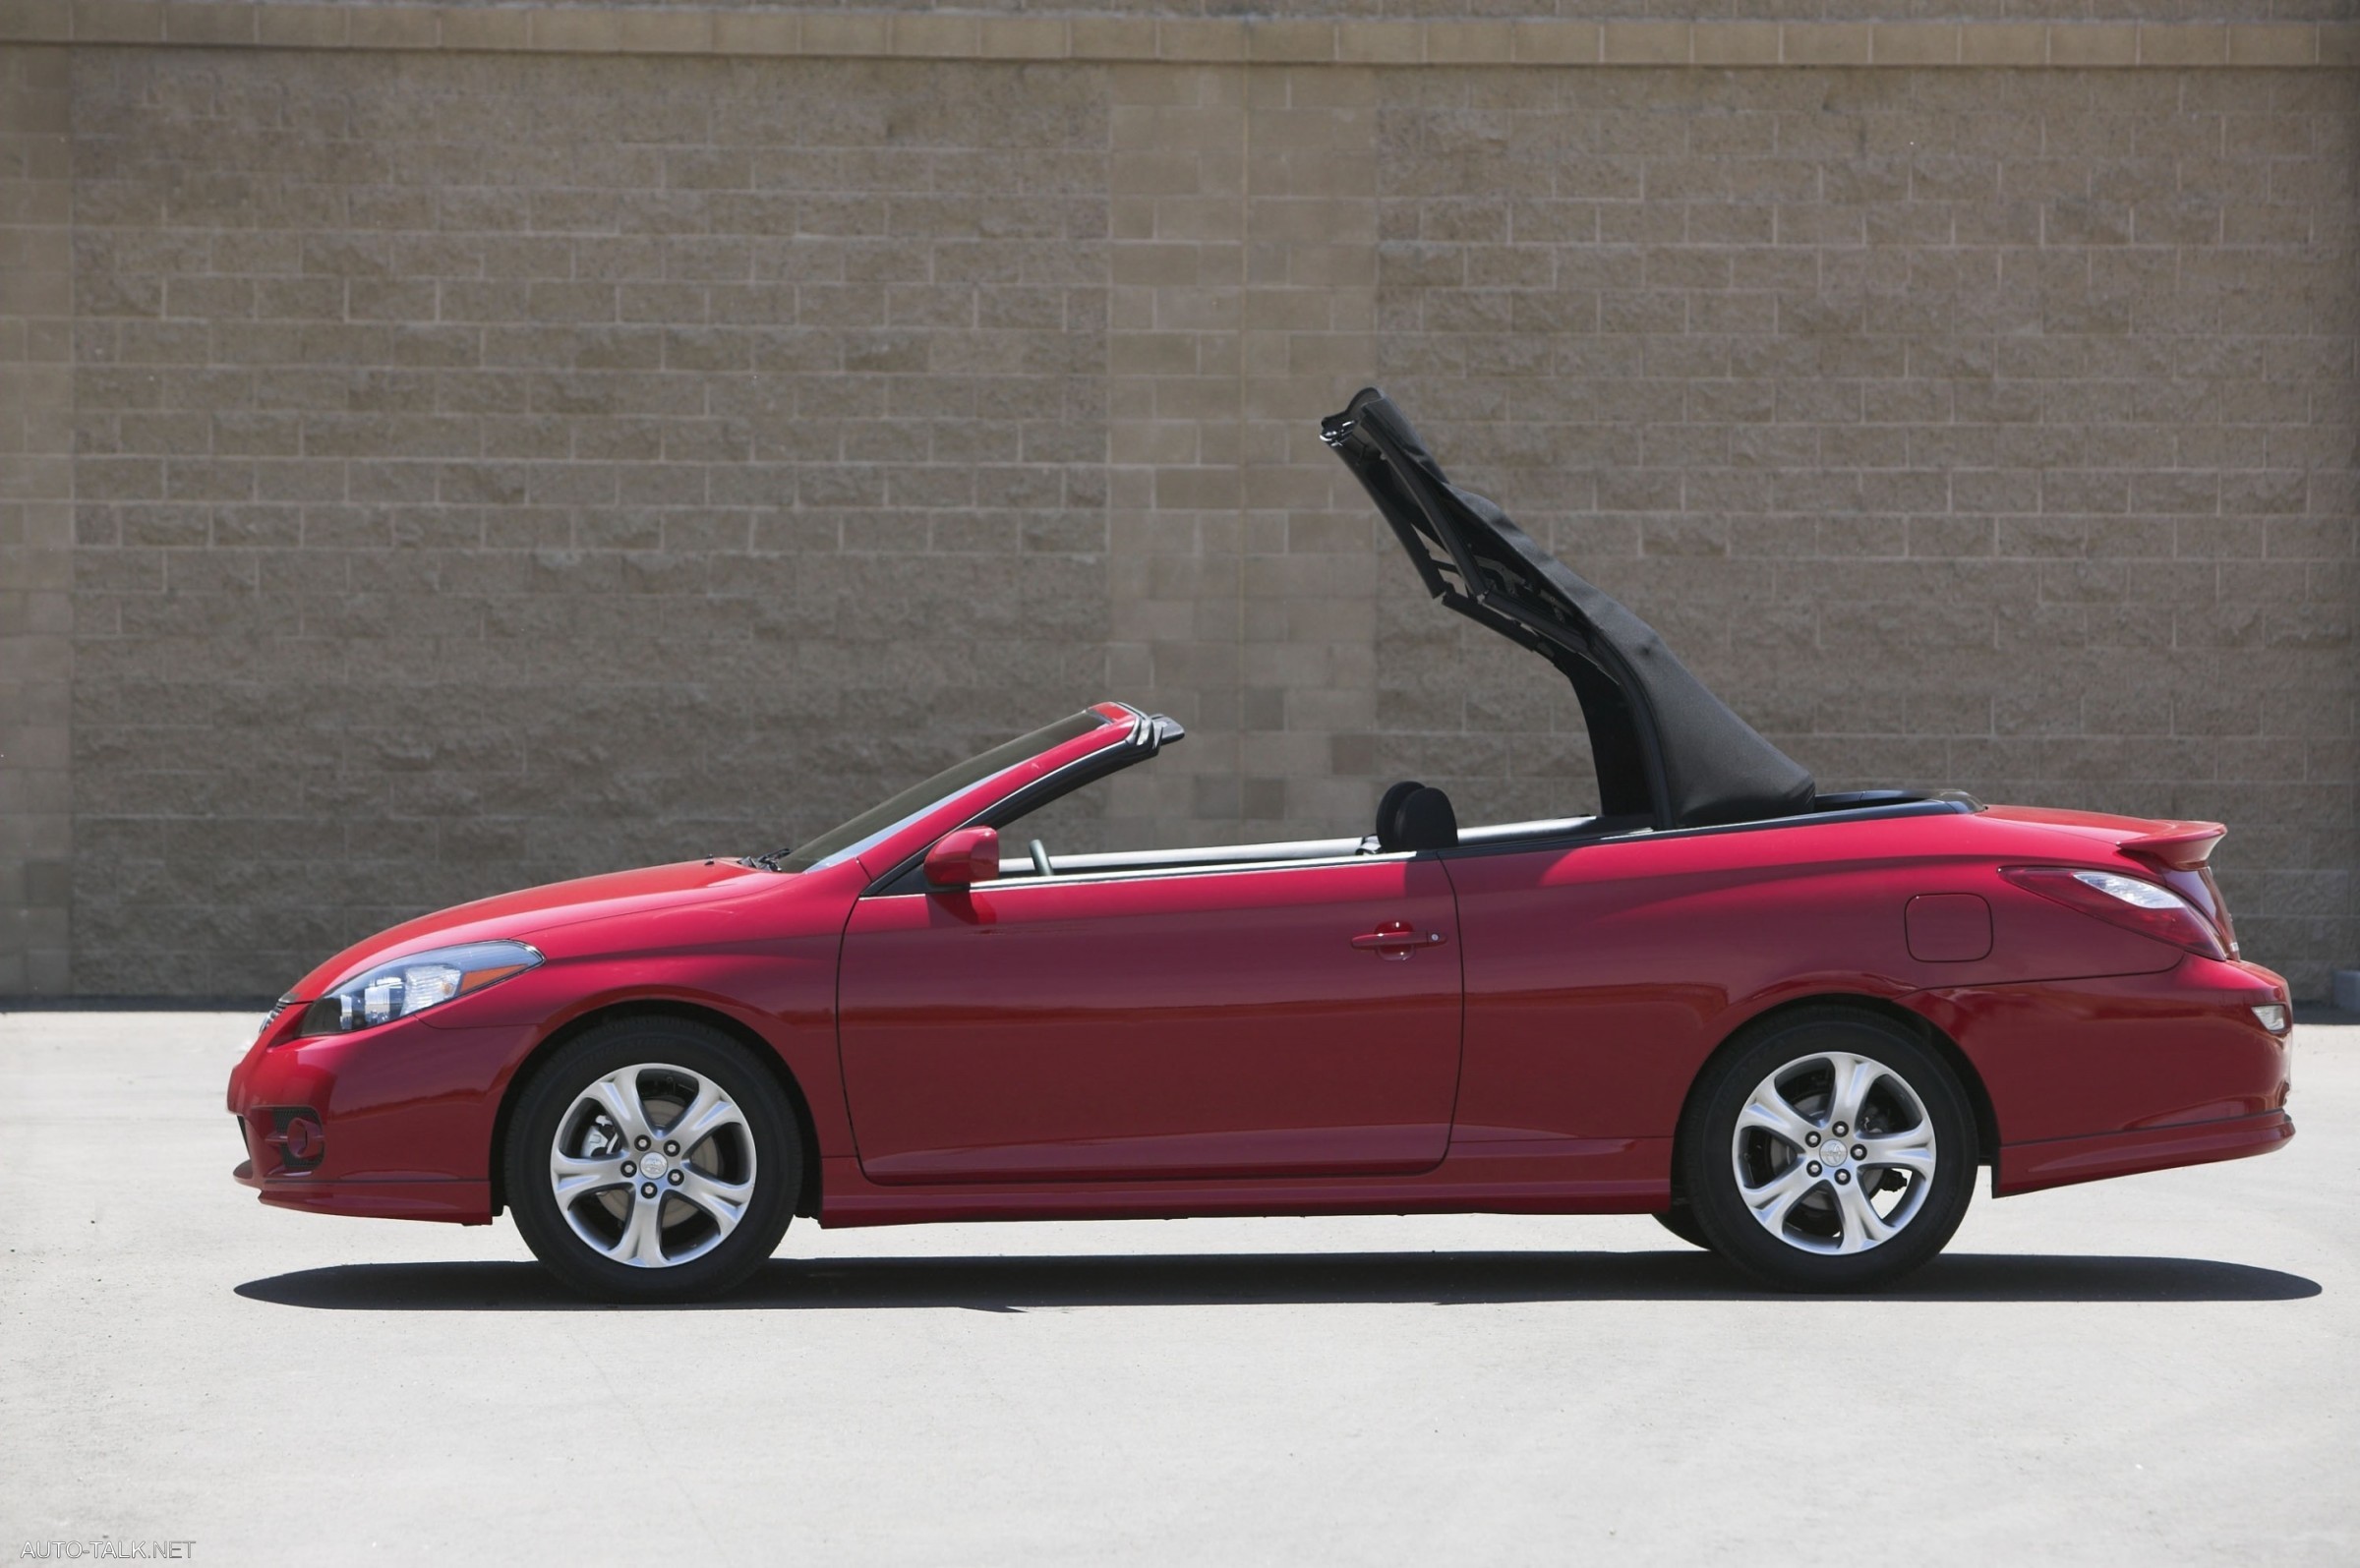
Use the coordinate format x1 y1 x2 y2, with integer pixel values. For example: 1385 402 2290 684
1652 1206 1709 1249
1681 1009 1976 1292
506 1018 800 1303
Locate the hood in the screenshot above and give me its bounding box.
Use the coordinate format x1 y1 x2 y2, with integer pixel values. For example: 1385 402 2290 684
288 859 775 1000
1323 387 1816 831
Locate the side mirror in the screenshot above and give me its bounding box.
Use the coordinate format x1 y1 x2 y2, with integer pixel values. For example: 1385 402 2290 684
923 827 1001 890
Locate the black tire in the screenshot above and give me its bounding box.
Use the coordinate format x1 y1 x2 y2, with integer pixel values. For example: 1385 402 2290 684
1653 1206 1710 1249
1681 1008 1976 1293
505 1017 800 1303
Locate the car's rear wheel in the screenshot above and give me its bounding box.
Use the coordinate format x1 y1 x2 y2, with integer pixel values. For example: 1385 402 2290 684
1681 1008 1976 1292
506 1018 799 1303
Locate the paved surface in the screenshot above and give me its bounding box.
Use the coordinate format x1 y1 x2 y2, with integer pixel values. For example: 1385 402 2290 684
3 1012 2354 1565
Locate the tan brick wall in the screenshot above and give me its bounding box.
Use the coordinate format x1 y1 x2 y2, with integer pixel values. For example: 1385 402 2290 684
12 38 2357 996
11 7 2360 61
62 50 1113 990
1364 68 2359 989
1105 63 1387 846
0 44 74 994
61 0 2357 28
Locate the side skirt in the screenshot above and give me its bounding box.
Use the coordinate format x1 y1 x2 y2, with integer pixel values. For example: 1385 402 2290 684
813 1136 1673 1228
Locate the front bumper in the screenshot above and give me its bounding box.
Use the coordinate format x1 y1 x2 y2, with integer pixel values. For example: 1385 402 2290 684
230 1157 494 1223
226 1008 536 1225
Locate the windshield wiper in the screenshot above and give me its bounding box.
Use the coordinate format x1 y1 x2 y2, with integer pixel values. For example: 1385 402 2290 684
745 844 793 872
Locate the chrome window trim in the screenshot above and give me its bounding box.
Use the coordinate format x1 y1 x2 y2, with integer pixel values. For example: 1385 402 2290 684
893 847 1420 896
1012 836 1372 877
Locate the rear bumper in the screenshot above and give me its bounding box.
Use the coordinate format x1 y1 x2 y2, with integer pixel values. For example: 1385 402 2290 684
1916 955 2294 1189
1994 1108 2294 1196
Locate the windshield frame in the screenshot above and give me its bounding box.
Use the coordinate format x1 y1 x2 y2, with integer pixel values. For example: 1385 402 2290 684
758 709 1126 875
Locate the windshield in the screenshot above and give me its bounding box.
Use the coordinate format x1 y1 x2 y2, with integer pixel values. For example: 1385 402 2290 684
760 711 1113 873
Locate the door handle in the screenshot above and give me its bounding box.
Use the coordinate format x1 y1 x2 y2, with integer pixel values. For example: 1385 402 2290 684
1350 920 1446 959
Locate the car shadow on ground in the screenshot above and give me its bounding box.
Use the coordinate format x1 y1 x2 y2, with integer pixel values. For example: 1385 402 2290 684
235 1249 2322 1311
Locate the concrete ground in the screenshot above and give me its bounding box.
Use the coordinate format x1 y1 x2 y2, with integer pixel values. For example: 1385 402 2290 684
2 1013 2352 1565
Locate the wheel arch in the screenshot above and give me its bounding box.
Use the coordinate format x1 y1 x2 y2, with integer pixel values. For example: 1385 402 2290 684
488 999 824 1221
1666 992 1998 1204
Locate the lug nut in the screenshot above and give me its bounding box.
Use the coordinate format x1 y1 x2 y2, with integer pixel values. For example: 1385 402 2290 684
1804 1132 1821 1147
665 1141 679 1156
635 1135 651 1150
1806 1161 1823 1177
621 1161 635 1177
1832 1122 1848 1137
1835 1170 1852 1186
667 1170 683 1186
640 1182 658 1198
1853 1145 1866 1160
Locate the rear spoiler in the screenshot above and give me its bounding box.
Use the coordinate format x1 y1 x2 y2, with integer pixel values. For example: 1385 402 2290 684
2119 822 2225 871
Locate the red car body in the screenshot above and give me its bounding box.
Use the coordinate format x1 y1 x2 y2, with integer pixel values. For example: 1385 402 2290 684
228 698 2293 1232
228 388 2294 1254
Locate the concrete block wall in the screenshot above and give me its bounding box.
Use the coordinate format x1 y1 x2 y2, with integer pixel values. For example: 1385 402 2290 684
0 4 2352 997
59 50 1118 991
0 44 74 994
1365 66 2360 991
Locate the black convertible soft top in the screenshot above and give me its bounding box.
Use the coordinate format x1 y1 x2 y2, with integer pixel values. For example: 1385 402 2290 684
1322 387 1815 832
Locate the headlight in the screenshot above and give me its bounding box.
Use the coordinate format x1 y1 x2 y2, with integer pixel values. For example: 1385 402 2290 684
297 940 542 1036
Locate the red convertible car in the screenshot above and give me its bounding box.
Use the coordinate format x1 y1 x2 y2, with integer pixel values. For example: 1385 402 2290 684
229 389 2294 1300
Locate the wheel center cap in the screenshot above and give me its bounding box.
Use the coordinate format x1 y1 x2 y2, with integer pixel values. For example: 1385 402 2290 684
1819 1138 1845 1166
641 1152 668 1179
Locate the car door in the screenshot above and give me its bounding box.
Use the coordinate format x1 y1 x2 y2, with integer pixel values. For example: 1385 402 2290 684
1441 816 1946 1148
836 855 1463 1184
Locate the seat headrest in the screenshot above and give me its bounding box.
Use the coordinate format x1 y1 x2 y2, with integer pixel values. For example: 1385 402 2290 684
1374 780 1426 851
1392 786 1458 853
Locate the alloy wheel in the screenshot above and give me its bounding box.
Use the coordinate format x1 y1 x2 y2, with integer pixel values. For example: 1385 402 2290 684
548 1063 758 1269
1729 1049 1937 1255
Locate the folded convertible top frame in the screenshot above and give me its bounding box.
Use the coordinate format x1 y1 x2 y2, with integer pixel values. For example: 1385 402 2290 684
1322 387 1819 833
1322 418 1608 670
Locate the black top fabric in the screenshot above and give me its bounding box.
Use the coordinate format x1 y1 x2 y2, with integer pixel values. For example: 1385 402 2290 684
1323 387 1816 831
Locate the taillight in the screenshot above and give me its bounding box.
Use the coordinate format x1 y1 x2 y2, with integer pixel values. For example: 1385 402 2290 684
2000 866 2227 960
2184 864 2239 957
2117 820 2237 957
